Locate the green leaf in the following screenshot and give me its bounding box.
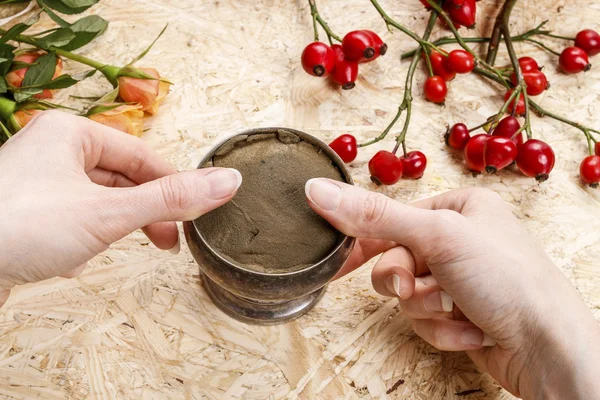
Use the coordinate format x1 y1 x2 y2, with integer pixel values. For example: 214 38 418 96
118 67 158 80
40 0 98 14
59 15 108 50
0 77 7 94
85 103 123 117
22 51 56 87
14 88 42 102
30 74 77 89
97 86 119 103
9 61 37 71
0 43 15 76
38 1 70 27
126 24 168 66
0 13 39 44
36 28 76 48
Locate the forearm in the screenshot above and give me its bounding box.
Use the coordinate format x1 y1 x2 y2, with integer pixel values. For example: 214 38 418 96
520 277 600 400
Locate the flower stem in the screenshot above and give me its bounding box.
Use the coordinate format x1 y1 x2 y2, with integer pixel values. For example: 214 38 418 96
359 4 439 148
307 0 342 45
369 0 426 45
543 32 575 41
524 38 561 56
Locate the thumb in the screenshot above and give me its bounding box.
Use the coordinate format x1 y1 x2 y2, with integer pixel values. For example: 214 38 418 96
305 178 453 253
108 167 242 231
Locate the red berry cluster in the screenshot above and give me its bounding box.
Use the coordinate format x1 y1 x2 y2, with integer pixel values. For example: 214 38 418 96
446 116 555 182
301 30 386 90
328 134 427 186
559 29 599 74
423 49 475 104
420 0 477 29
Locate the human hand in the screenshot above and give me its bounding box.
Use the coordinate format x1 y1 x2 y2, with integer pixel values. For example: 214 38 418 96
0 111 241 307
305 179 600 399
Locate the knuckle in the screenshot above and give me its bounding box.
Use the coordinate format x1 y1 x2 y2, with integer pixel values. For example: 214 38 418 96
431 209 465 230
463 187 501 202
159 175 193 215
429 323 445 349
360 192 390 228
125 145 147 178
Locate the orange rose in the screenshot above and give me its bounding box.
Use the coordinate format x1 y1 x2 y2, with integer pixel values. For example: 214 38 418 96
12 109 44 130
6 52 63 99
117 67 170 115
89 104 145 137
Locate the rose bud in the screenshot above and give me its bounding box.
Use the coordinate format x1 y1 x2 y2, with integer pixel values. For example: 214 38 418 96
89 104 145 137
117 68 170 115
6 52 63 99
10 109 45 131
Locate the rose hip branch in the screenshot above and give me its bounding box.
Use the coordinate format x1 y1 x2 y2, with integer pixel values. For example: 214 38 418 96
302 0 600 188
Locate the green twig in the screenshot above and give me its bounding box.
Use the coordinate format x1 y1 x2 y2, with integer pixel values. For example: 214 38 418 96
308 0 342 45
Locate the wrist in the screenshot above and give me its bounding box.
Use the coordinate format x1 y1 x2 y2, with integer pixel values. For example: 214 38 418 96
519 279 600 399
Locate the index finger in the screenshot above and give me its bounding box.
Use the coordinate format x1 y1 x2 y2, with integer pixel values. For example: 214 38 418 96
305 178 453 253
27 111 176 184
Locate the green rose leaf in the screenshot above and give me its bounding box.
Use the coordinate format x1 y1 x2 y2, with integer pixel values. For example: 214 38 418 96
36 28 76 48
22 51 57 87
0 43 15 76
39 0 98 15
0 13 39 44
59 15 108 50
0 77 7 94
14 88 42 102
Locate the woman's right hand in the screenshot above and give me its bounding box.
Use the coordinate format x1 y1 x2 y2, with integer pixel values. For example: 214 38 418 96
305 179 600 399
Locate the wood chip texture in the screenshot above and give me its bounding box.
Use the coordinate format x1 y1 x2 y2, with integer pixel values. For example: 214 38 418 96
1 0 599 399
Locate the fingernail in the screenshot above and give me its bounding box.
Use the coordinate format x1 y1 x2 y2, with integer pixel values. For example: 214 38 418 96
205 168 242 199
462 329 496 347
424 291 454 313
384 274 403 298
168 236 180 255
305 178 342 211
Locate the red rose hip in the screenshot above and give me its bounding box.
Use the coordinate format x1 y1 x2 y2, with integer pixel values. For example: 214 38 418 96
484 136 518 173
424 76 448 104
575 29 600 57
445 123 471 149
363 30 388 60
516 139 555 182
331 44 359 89
428 51 456 81
518 56 540 73
301 42 336 77
511 70 549 96
595 141 600 156
329 134 358 163
400 151 427 179
444 0 476 28
492 116 523 146
369 150 403 185
580 155 600 188
342 30 376 62
447 49 475 74
464 134 490 173
559 47 591 74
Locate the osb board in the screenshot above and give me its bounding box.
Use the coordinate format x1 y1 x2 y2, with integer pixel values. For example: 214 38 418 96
1 0 599 399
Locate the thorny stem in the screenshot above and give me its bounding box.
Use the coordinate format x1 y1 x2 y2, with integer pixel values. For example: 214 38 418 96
473 66 600 144
369 0 427 44
308 0 342 45
424 0 509 87
359 6 439 148
401 20 553 59
524 38 561 56
485 1 507 65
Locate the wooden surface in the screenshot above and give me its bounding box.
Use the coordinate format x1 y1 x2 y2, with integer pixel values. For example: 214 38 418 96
1 0 600 398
